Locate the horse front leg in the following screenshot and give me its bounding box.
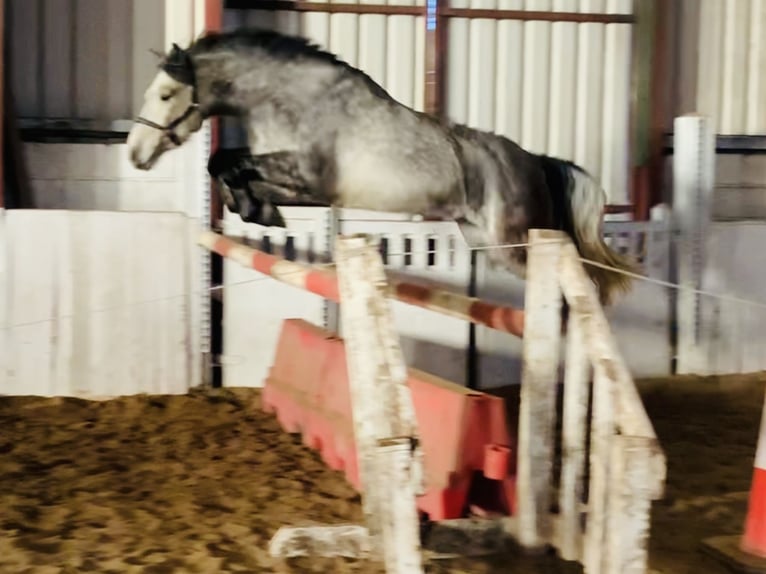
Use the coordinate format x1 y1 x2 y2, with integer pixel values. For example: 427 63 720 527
208 148 326 227
213 176 289 227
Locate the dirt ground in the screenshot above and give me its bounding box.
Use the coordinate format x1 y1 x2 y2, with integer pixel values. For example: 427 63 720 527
0 374 764 574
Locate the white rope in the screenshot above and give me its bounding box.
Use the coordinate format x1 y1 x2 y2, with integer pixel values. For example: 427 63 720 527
579 257 766 310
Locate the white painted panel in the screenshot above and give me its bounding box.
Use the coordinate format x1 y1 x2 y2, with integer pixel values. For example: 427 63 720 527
475 219 675 385
9 0 162 120
719 0 751 134
21 142 193 213
9 0 40 117
74 0 109 117
42 0 74 118
494 0 524 141
446 1 470 123
695 0 724 134
302 2 331 51
674 0 700 118
521 0 552 153
3 211 197 398
448 0 634 203
600 0 632 203
132 0 166 118
548 0 579 160
696 222 766 374
386 4 417 107
604 220 673 377
165 0 195 50
474 256 527 389
0 210 7 394
330 0 360 67
217 207 766 382
574 0 606 179
221 207 333 388
299 3 425 108
468 0 497 131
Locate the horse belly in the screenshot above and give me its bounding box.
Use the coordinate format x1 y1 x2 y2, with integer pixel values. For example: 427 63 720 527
335 151 456 214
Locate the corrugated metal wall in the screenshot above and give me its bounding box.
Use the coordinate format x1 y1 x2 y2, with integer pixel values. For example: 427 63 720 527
10 0 639 203
673 0 766 135
446 0 633 203
8 0 165 120
225 2 632 202
3 210 199 398
224 5 426 112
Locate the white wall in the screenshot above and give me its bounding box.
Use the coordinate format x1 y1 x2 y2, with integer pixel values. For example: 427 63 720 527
474 217 674 387
8 0 164 121
447 0 633 204
217 206 677 390
220 207 473 388
223 2 632 203
672 0 766 136
692 222 766 375
23 142 200 214
1 210 201 398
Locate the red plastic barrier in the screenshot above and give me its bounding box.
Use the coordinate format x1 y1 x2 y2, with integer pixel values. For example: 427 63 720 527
262 318 517 521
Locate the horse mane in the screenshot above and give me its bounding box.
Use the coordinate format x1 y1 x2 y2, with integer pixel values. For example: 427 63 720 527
183 28 393 100
188 28 340 64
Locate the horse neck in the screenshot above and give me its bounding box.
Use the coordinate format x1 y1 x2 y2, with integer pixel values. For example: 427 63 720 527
193 50 342 118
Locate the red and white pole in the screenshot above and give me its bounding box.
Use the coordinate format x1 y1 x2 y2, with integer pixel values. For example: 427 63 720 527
742 393 766 557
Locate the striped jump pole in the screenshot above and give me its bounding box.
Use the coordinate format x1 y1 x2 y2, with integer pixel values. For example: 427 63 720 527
199 230 525 337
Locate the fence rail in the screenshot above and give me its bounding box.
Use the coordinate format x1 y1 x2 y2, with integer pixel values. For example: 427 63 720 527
519 228 666 573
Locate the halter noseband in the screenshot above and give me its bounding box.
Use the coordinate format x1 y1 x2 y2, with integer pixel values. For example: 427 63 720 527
135 66 200 147
135 101 200 146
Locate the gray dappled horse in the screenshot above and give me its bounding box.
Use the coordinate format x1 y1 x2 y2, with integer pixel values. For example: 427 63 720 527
127 28 635 306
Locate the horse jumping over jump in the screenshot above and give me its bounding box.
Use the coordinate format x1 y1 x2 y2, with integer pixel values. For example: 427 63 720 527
127 28 636 305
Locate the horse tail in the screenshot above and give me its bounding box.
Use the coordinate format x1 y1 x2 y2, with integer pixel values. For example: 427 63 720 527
563 162 637 306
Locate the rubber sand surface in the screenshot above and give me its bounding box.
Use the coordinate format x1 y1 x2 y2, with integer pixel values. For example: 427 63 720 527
0 375 763 573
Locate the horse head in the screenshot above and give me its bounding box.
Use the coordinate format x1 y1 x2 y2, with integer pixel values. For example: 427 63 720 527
127 43 204 170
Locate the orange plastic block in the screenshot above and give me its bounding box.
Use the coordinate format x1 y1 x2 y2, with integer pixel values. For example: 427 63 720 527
262 318 516 520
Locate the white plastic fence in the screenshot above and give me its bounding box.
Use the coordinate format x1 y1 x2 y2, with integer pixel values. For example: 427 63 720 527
220 205 674 388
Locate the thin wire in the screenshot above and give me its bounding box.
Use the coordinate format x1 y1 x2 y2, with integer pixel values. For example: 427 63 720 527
579 257 766 310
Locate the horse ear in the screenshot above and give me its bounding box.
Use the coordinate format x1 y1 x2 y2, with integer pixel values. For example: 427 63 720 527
162 43 195 86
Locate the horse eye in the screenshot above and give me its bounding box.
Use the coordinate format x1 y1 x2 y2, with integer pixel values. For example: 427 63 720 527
160 93 172 101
